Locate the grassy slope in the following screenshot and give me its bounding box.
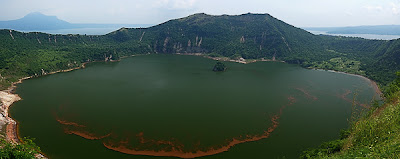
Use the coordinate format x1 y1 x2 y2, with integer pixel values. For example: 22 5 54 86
336 99 400 158
2 13 400 158
303 84 400 158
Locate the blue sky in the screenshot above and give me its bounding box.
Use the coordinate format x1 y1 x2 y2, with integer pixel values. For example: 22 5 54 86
0 0 400 27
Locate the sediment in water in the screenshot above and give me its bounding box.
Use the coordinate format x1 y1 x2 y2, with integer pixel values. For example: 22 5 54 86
1 54 383 158
57 96 296 158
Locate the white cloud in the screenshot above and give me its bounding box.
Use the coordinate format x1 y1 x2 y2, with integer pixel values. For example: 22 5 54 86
173 0 196 9
155 0 197 9
390 2 400 15
345 11 353 16
363 5 383 12
2 0 400 26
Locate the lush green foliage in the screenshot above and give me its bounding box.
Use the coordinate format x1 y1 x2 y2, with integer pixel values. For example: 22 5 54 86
302 72 400 158
301 140 345 158
383 72 400 101
0 138 40 159
1 13 400 158
302 96 400 158
0 13 399 88
304 57 365 75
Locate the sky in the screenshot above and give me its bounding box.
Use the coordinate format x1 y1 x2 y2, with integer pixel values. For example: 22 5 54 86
0 0 400 27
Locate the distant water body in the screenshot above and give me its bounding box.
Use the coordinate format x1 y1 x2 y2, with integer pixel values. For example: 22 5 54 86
19 25 153 35
17 28 400 39
10 55 379 159
20 27 122 35
308 30 400 40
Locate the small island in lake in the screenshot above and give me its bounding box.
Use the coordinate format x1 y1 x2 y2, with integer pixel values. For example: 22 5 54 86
213 62 227 72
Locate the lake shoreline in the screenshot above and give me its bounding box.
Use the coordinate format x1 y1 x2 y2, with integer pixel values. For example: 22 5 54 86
0 62 92 158
0 54 144 145
0 53 383 158
312 69 382 96
179 53 382 96
175 53 285 64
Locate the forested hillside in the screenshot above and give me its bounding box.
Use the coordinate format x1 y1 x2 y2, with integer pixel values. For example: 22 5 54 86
0 13 399 90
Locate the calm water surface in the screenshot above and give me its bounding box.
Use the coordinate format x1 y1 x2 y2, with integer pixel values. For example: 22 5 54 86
308 30 400 40
10 55 378 158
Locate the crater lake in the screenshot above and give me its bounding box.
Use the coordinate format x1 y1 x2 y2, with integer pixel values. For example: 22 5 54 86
10 54 379 158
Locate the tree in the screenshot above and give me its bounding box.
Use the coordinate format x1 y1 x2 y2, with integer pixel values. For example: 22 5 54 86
0 138 40 159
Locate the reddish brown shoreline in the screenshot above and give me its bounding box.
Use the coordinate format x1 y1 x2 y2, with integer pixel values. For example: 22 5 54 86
1 53 383 158
3 63 88 143
1 56 140 158
58 96 296 158
5 120 19 143
0 91 22 143
0 62 93 159
102 111 280 158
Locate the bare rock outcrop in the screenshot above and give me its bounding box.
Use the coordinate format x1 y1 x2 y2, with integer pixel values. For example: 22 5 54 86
0 91 21 140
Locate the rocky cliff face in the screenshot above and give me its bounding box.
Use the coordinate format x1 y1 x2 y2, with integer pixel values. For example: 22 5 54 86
0 91 21 139
0 102 6 132
106 13 323 60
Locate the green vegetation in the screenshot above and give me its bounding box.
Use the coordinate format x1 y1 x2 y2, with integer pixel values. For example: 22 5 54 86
212 62 227 72
301 72 400 158
0 138 40 159
304 57 365 75
0 13 399 89
1 13 400 158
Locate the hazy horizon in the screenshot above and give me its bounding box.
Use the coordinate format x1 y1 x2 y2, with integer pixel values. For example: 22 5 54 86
1 0 400 27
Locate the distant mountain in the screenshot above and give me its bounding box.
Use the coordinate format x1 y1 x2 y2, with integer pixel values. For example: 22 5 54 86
107 13 327 61
0 13 399 88
0 12 74 30
1 13 399 159
305 25 400 35
0 12 150 31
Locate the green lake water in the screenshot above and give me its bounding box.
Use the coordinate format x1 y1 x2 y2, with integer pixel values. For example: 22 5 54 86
10 54 379 158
